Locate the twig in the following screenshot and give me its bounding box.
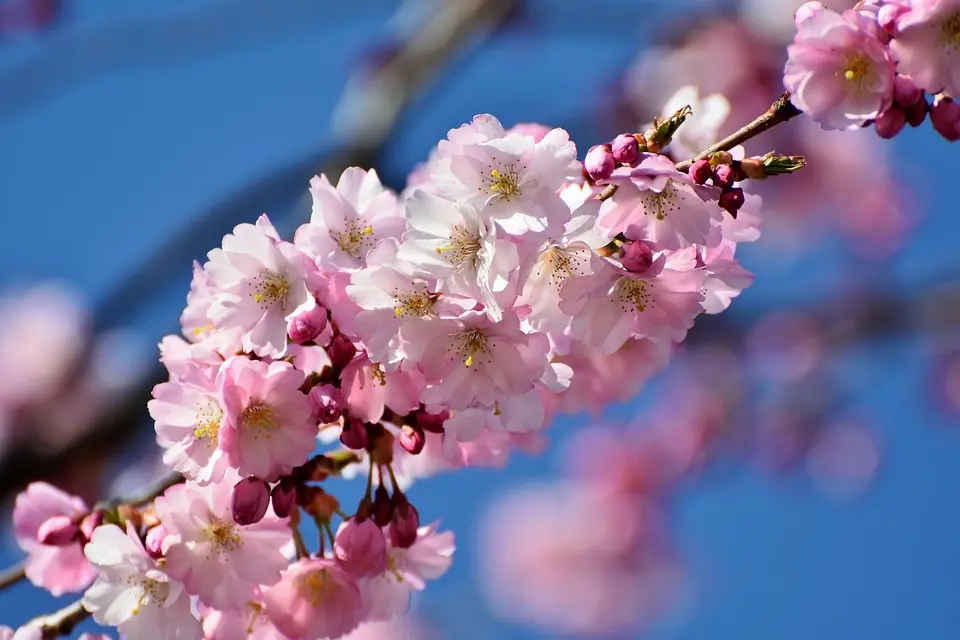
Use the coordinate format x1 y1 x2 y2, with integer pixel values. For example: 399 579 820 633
597 92 804 203
0 471 184 594
29 598 89 640
675 91 802 171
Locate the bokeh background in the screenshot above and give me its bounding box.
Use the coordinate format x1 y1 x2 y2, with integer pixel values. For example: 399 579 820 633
1 0 959 637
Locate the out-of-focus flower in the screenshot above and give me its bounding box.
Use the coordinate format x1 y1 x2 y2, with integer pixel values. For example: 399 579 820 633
262 558 363 640
890 0 960 98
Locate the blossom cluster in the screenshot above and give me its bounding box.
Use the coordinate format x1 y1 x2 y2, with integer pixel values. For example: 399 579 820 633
5 107 766 638
785 0 960 141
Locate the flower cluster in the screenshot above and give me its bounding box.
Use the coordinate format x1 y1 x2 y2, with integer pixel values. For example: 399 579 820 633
785 0 960 141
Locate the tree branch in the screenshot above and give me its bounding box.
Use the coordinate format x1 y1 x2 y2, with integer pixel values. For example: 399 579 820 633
0 563 25 590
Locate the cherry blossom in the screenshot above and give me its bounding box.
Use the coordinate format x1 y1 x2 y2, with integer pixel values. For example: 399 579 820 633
890 0 960 98
262 559 363 640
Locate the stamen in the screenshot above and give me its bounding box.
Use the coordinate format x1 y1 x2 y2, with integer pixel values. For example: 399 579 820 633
241 402 278 438
450 328 490 369
194 402 223 444
331 220 375 258
205 516 242 553
942 13 960 51
436 224 481 271
616 277 652 313
639 182 680 220
251 274 290 308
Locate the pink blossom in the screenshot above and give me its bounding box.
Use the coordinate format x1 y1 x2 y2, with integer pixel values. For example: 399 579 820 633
429 114 580 236
600 154 722 250
403 310 549 410
13 482 95 596
83 523 202 639
890 0 960 98
700 244 756 314
218 356 317 481
658 85 731 160
396 190 519 322
201 598 287 640
294 168 404 272
180 260 216 341
784 6 896 129
339 358 424 424
155 479 291 610
357 523 455 622
560 251 705 354
335 518 389 578
205 215 317 357
149 367 229 485
262 559 363 640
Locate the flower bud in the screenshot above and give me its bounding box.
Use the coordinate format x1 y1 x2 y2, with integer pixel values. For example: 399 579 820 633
413 408 447 433
893 75 922 108
905 97 927 127
334 518 388 578
620 241 655 274
874 106 906 139
300 486 340 521
340 418 369 450
688 158 713 185
931 96 960 142
309 384 345 424
37 515 79 546
399 424 426 455
611 134 640 165
79 511 103 544
231 477 270 526
144 524 167 559
287 304 328 344
718 187 745 216
713 163 735 189
271 476 298 519
738 157 767 181
328 334 357 371
389 496 420 549
372 485 393 528
584 145 615 182
794 1 824 27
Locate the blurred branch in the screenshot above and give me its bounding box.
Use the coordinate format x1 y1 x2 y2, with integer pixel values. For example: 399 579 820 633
0 562 25 590
30 599 88 640
0 0 517 499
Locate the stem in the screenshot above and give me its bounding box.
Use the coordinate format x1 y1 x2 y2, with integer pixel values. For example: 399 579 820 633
290 511 309 560
0 471 184 594
31 600 89 640
675 91 802 171
597 92 803 203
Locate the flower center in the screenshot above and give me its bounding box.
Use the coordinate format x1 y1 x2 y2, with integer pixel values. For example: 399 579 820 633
450 328 490 368
942 13 960 50
486 166 522 200
296 568 337 606
842 53 871 84
246 601 266 634
251 274 290 308
205 516 242 552
537 246 586 289
241 402 278 438
126 575 167 616
615 277 651 313
436 224 481 271
194 402 223 444
331 220 375 258
394 289 439 318
639 182 679 220
385 553 404 583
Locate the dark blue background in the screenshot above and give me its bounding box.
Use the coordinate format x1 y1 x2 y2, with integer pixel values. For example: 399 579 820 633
1 1 958 637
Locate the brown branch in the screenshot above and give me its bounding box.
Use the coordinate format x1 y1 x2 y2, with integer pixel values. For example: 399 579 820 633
0 562 25 590
675 91 802 171
29 600 89 640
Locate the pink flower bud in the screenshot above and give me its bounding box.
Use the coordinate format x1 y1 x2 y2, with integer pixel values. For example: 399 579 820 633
334 518 388 578
231 477 270 526
144 524 167 559
611 134 640 165
620 241 655 274
584 145 615 182
874 106 906 139
286 304 328 344
794 1 824 27
389 496 420 549
399 424 426 455
271 477 298 519
688 158 713 185
713 163 735 189
893 75 922 108
372 485 393 528
328 334 357 371
414 408 447 434
931 96 960 142
340 418 369 450
37 514 79 546
719 187 745 216
308 384 345 424
79 511 102 544
905 97 927 127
